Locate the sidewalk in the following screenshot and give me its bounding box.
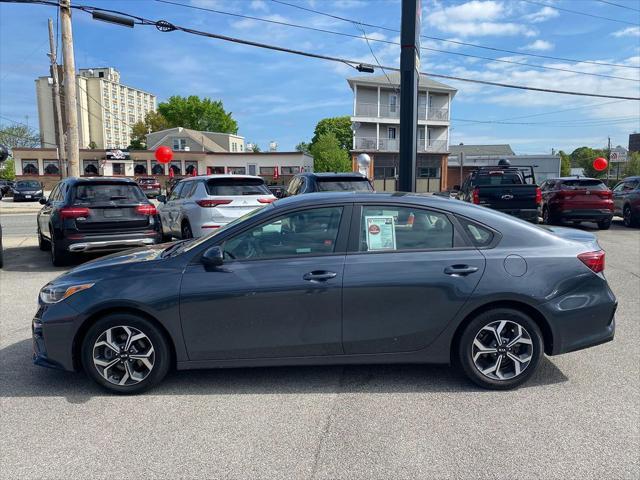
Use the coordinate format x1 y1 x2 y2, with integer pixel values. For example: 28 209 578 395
0 198 42 215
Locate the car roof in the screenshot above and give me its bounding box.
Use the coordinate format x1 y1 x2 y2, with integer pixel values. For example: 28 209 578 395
297 172 368 179
65 176 138 185
621 176 640 181
553 176 602 181
177 174 264 182
272 191 460 210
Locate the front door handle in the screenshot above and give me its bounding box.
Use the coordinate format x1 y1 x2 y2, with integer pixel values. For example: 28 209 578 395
303 271 337 282
444 265 479 276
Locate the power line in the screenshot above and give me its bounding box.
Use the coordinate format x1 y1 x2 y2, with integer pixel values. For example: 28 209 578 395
453 115 639 126
269 0 639 70
498 99 627 121
520 0 639 26
155 0 639 82
595 0 640 13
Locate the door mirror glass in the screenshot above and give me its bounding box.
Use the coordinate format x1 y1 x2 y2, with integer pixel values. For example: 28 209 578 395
201 245 224 267
157 194 167 203
39 197 47 205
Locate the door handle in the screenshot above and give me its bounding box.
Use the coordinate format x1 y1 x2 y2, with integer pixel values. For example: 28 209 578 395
303 271 337 282
444 265 479 276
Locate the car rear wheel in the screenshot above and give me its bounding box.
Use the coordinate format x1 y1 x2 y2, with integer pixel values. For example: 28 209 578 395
181 221 193 240
38 227 50 251
458 308 543 390
597 218 611 230
623 205 638 228
51 235 71 267
81 314 170 394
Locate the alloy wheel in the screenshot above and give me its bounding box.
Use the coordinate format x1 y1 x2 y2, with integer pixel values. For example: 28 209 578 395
471 320 533 381
93 326 155 386
623 206 631 227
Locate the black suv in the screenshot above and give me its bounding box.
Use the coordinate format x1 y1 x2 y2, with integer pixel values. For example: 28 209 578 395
285 172 373 196
37 177 162 266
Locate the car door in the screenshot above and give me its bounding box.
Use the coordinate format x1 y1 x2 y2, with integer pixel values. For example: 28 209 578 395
612 182 625 214
160 182 184 236
179 204 351 361
342 203 486 354
38 183 61 240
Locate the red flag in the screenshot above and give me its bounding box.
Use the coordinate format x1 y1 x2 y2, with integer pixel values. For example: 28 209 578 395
273 166 279 180
191 167 197 177
169 168 175 178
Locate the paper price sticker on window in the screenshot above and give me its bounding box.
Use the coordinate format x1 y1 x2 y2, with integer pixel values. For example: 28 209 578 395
365 216 396 251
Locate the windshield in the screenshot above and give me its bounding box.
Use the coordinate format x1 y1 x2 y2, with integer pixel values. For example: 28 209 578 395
73 183 147 205
16 181 41 189
316 179 373 192
205 178 271 196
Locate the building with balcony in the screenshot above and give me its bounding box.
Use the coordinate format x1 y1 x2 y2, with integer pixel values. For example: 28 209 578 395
348 72 456 192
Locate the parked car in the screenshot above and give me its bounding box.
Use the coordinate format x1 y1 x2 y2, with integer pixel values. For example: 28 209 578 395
32 192 616 394
285 172 374 196
157 175 275 240
37 177 162 266
0 179 14 199
267 184 286 199
12 179 44 202
456 162 540 223
540 177 614 229
136 176 161 198
612 176 640 228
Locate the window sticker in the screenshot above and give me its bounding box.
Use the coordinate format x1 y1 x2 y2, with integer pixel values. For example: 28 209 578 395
365 216 396 251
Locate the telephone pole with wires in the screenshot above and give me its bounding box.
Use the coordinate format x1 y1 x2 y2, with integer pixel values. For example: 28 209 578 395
47 18 66 178
60 0 80 177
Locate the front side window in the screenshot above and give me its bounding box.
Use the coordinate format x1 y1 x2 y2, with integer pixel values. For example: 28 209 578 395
168 182 184 201
359 206 453 252
223 207 343 261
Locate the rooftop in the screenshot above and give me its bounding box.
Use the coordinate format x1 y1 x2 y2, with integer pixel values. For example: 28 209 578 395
449 144 515 157
347 72 457 93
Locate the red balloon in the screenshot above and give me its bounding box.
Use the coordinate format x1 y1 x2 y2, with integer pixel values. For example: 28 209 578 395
155 146 173 164
593 157 608 172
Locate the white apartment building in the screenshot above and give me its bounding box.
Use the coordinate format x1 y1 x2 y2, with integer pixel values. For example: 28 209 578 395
348 72 456 192
36 67 156 150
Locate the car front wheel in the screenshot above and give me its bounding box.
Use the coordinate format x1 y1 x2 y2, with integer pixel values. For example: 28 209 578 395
458 308 543 390
623 205 638 228
81 314 170 394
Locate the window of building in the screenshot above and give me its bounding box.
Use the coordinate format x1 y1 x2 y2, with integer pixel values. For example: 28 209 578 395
231 143 237 152
389 94 398 113
418 167 439 178
281 166 299 175
207 166 225 175
83 160 99 176
22 159 39 175
134 162 147 175
98 71 104 78
228 166 246 174
169 162 182 175
112 163 125 176
374 166 395 179
388 127 396 139
185 161 198 176
239 144 244 152
260 167 275 176
173 138 187 150
43 159 60 175
151 161 165 175
359 206 453 252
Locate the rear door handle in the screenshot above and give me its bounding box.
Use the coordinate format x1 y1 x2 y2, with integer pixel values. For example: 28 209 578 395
303 271 337 282
444 265 479 276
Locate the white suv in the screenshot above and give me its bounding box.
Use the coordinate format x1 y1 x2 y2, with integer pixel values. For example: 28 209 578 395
158 175 276 239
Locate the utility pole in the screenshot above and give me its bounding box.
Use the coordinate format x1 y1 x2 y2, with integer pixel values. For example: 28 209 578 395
398 0 421 192
459 151 465 189
607 136 611 183
48 18 67 178
60 0 80 177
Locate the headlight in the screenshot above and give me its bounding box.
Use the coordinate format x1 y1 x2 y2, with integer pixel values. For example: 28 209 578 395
39 283 94 304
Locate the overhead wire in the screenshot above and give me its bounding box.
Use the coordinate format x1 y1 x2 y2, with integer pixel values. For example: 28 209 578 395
520 0 639 26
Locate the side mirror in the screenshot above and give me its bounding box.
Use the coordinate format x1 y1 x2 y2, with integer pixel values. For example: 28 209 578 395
453 184 460 191
39 197 47 205
157 194 167 203
201 245 224 268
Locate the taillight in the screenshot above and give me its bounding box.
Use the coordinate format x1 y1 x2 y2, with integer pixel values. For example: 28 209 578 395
258 197 276 204
578 250 605 274
472 187 480 205
196 199 233 208
60 207 90 219
597 190 613 199
136 204 157 215
535 186 542 205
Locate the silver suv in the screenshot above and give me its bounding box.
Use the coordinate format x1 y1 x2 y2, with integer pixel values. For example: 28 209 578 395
157 175 276 239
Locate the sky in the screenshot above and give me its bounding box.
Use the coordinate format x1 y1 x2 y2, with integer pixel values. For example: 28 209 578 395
0 0 639 154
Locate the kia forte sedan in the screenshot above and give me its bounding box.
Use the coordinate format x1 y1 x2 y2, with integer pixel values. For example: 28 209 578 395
33 192 616 394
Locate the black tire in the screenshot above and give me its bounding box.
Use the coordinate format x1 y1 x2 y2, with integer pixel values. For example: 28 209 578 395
81 313 171 394
542 206 557 225
457 308 544 390
38 227 51 251
51 235 71 267
623 205 638 228
181 221 193 240
597 218 612 230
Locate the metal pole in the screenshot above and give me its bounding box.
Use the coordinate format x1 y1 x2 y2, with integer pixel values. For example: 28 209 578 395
60 0 80 177
459 151 464 188
398 0 421 192
607 136 611 184
48 18 67 178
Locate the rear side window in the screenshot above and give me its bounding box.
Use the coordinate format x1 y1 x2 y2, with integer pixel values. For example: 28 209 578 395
316 178 373 192
206 178 270 196
73 183 146 205
560 180 607 190
457 217 495 247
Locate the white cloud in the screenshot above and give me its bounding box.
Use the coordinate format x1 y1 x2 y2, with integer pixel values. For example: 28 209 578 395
612 27 640 38
522 40 554 52
250 0 268 12
522 6 559 23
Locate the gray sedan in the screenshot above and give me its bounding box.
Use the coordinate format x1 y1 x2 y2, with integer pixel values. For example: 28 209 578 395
32 192 616 393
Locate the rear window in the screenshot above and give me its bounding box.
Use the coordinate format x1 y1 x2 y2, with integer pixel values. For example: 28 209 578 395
73 183 147 205
205 178 270 196
474 172 522 186
316 178 373 192
137 178 157 184
560 180 607 190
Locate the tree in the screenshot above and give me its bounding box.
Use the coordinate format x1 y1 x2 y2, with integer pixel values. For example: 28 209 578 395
0 158 15 180
0 123 40 149
311 116 352 151
558 150 571 176
158 95 238 134
570 146 607 178
623 152 640 177
310 133 351 172
129 111 170 149
247 142 261 153
295 141 310 154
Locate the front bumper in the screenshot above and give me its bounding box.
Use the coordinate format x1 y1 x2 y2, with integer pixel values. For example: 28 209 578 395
32 303 79 372
13 192 43 201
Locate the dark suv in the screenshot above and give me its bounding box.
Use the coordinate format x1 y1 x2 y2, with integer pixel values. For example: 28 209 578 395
285 172 373 196
612 176 640 228
37 177 162 266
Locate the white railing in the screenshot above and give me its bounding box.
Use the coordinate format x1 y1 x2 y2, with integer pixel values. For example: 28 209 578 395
355 137 447 152
428 108 449 121
355 102 449 121
421 140 448 152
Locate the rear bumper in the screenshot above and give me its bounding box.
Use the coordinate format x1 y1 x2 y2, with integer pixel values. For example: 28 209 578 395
556 209 613 222
497 208 539 222
62 231 162 252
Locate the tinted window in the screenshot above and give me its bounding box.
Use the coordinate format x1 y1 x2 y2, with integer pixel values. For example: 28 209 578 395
205 178 270 196
458 217 495 247
179 182 195 199
560 179 607 190
223 207 343 260
359 206 453 252
624 180 639 191
474 172 522 186
316 178 373 192
73 183 146 205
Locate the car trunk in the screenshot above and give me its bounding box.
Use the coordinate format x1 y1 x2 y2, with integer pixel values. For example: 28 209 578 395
477 184 538 210
201 178 273 224
558 180 611 210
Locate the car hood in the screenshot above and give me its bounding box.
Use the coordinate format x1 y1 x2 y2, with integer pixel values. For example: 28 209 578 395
541 226 600 250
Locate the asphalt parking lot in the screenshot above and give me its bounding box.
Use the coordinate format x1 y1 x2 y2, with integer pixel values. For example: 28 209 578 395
1 212 638 480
